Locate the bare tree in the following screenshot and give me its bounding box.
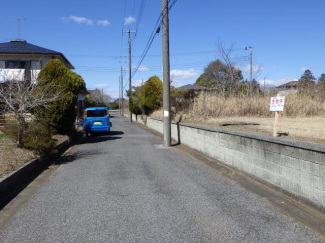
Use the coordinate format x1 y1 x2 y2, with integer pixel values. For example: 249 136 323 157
216 41 243 95
0 72 63 147
88 89 112 106
217 41 264 97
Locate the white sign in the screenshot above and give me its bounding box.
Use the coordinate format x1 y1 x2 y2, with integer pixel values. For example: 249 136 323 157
164 110 169 117
270 96 285 112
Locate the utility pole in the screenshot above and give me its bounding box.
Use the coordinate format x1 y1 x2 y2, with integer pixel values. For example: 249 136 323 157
119 75 121 114
121 66 124 117
162 0 171 147
122 29 136 122
245 46 253 96
10 16 26 40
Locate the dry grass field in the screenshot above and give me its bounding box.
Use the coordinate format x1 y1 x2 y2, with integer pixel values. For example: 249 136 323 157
151 92 325 144
189 116 325 144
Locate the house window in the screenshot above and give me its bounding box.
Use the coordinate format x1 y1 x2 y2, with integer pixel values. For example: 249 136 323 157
5 61 31 69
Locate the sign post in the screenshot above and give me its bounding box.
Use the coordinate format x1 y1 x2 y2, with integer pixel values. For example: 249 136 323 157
270 96 285 137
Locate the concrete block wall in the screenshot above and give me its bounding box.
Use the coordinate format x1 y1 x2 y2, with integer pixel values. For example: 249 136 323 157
124 113 146 125
146 117 325 209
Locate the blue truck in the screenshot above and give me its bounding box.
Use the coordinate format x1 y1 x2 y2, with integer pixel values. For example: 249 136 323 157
83 107 111 137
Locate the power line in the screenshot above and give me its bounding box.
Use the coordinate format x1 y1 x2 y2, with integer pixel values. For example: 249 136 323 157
131 0 178 77
77 60 210 71
120 0 128 62
134 0 147 33
67 49 216 59
132 0 147 52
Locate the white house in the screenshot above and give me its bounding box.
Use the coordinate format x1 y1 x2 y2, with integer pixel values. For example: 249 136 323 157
0 39 89 118
0 39 74 82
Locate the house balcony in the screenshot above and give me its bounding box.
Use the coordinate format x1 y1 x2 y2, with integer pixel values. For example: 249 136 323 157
0 69 40 83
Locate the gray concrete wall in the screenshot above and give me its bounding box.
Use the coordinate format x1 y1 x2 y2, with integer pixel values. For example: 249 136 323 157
146 117 325 210
123 113 146 125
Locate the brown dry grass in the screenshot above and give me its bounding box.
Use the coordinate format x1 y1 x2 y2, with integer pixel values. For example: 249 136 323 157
191 116 325 144
185 93 325 119
0 135 36 179
151 92 325 144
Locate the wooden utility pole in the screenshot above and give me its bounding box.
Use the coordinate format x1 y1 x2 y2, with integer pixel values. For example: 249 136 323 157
122 29 136 122
162 0 171 147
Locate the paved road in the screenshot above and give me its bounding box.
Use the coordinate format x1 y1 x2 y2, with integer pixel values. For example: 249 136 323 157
0 116 324 243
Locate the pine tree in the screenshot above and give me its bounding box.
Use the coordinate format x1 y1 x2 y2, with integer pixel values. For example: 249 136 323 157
299 69 316 89
318 73 325 85
36 59 86 134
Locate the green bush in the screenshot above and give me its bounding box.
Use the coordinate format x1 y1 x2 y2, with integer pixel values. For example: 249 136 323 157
109 102 120 110
22 120 57 154
4 120 56 154
128 86 144 115
36 59 86 134
140 76 163 115
3 122 21 143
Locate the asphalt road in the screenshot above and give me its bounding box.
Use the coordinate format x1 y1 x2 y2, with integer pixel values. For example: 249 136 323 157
0 116 324 243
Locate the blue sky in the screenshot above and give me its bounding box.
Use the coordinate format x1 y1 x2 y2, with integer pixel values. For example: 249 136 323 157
1 0 325 98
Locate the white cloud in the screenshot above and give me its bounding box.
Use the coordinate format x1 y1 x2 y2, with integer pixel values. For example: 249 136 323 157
133 79 144 87
95 84 109 88
258 77 298 87
300 67 309 72
124 16 136 25
137 65 149 72
244 65 265 72
97 20 110 26
169 69 199 86
170 69 199 81
60 16 94 25
106 89 119 99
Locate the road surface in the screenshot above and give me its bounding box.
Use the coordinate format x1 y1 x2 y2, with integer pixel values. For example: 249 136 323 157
0 116 324 242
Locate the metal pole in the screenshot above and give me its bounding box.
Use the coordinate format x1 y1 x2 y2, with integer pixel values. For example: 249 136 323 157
162 0 171 147
121 66 124 117
245 46 253 96
128 30 132 123
250 48 253 84
119 76 121 114
250 47 254 97
122 29 136 122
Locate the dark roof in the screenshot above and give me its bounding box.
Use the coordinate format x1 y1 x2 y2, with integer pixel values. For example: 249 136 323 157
178 84 212 91
276 81 298 89
0 40 74 69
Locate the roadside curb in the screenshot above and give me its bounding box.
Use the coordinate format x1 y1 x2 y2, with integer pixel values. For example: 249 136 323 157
0 139 71 209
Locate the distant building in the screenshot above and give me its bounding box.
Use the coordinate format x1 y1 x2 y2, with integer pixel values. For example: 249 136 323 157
0 39 74 82
177 84 212 91
276 81 299 92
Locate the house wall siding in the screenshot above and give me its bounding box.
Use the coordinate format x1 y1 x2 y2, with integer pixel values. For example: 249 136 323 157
0 55 52 82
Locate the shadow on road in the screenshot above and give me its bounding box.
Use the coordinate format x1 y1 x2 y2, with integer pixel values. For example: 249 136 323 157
55 149 108 165
76 131 124 145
